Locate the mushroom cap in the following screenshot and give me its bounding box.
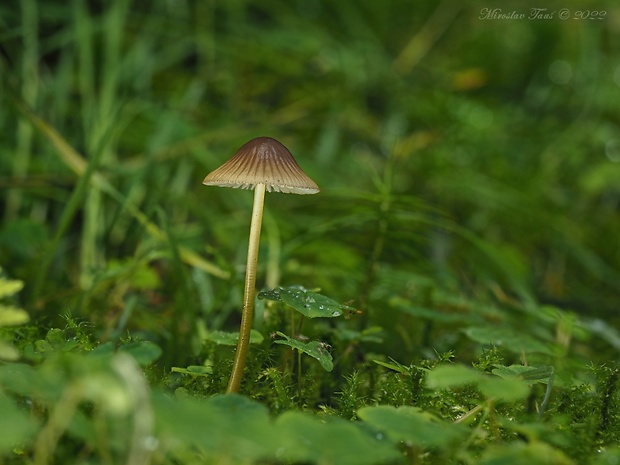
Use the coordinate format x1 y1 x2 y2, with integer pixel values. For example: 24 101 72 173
203 137 319 194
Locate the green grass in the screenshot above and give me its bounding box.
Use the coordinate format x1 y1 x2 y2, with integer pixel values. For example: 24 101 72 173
1 0 620 463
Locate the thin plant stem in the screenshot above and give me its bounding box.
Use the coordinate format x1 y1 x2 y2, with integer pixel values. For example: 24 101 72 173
297 349 302 394
33 386 81 465
279 312 296 374
296 315 305 336
538 367 555 418
281 314 305 376
227 183 266 393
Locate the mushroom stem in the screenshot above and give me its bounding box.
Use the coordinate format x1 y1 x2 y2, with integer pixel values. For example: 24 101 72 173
227 182 266 393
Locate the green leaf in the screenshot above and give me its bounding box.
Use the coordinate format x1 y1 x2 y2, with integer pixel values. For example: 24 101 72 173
492 365 554 384
463 326 555 356
426 364 483 388
480 441 573 465
0 278 24 300
427 365 530 402
90 341 114 356
205 329 264 346
594 447 620 465
257 288 282 301
0 340 20 361
358 405 467 448
171 365 213 377
0 392 37 452
0 362 64 402
208 393 271 417
373 358 412 375
275 411 401 465
274 331 333 371
258 286 355 318
118 340 162 365
0 305 29 327
46 328 68 346
478 376 530 402
154 393 276 462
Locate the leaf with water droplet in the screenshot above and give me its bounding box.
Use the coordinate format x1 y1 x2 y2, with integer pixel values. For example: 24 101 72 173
258 288 282 302
258 287 356 319
273 332 333 371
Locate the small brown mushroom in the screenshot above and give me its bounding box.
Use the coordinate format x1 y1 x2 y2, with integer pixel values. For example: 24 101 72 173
203 137 319 393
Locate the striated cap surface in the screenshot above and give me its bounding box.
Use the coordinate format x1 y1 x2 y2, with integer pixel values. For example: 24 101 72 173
203 137 319 194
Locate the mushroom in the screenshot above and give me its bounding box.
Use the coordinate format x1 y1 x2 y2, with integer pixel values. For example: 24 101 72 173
203 137 319 393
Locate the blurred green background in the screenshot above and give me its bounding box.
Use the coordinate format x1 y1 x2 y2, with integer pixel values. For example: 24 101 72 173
1 0 619 364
